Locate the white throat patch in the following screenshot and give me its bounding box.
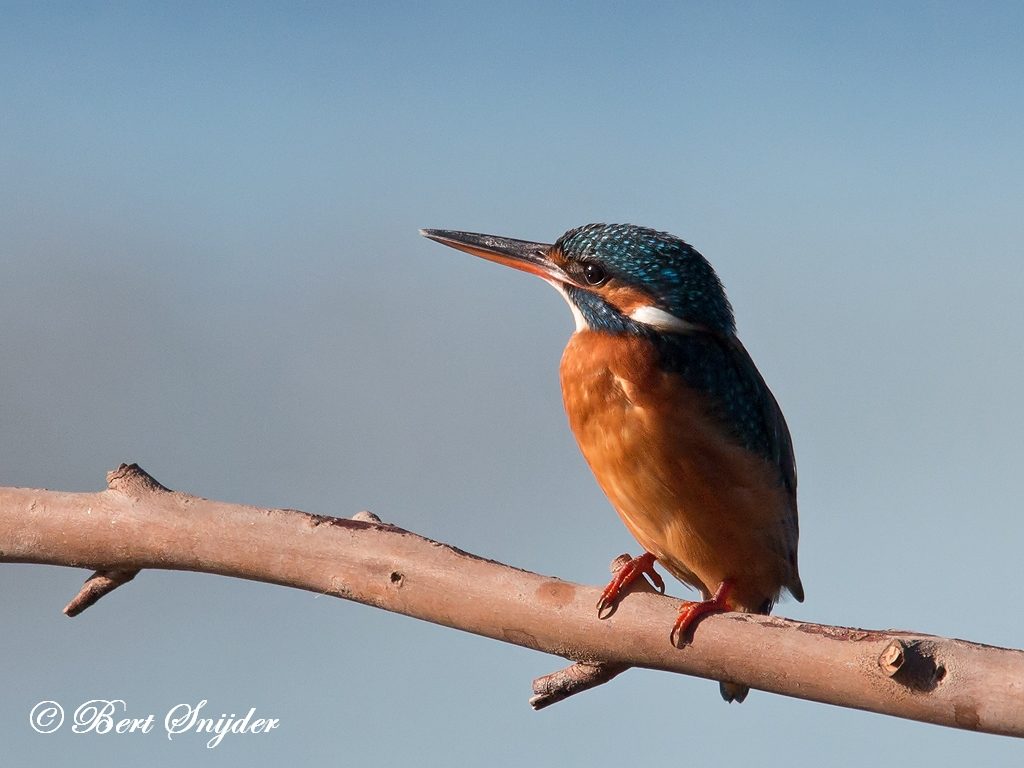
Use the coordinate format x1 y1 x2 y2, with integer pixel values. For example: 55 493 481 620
547 280 590 332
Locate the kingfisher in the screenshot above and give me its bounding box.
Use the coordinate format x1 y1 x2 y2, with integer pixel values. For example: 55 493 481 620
421 223 803 702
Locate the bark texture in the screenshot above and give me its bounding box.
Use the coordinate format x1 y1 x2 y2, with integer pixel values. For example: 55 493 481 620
1 464 1020 737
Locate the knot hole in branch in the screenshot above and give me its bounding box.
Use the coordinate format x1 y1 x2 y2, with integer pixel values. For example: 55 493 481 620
879 639 947 692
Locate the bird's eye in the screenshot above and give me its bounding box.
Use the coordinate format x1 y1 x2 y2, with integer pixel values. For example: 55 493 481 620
581 262 607 286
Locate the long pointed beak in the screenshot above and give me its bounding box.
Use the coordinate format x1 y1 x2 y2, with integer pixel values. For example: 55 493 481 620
420 228 574 285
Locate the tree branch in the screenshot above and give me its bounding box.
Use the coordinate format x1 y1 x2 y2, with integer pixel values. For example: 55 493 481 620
1 464 1021 737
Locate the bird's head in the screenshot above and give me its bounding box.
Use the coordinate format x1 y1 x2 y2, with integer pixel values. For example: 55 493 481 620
421 223 735 336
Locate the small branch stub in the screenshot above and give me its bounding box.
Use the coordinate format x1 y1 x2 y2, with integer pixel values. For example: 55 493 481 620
64 569 139 616
352 510 383 523
880 639 906 676
106 463 171 495
531 661 629 710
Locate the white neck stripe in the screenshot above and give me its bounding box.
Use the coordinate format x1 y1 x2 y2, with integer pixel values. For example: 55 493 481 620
628 305 701 334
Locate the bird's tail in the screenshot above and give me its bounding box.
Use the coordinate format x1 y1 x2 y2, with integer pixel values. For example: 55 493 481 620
717 592 792 703
719 681 749 703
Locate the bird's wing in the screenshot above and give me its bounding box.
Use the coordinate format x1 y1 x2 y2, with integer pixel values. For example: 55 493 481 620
647 328 803 601
656 329 797 500
719 334 797 502
708 333 802 606
716 334 803 602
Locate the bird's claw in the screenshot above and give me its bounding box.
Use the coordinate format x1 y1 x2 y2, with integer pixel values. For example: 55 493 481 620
597 552 662 617
669 579 735 646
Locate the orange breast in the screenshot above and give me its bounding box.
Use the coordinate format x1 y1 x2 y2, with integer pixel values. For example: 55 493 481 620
560 331 797 612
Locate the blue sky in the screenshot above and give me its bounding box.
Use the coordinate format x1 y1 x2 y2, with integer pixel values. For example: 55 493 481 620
3 2 1023 765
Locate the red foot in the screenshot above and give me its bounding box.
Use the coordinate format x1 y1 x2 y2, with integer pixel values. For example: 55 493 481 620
671 579 735 645
597 552 665 615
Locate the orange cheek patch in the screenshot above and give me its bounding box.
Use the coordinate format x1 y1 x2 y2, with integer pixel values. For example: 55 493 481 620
600 284 654 315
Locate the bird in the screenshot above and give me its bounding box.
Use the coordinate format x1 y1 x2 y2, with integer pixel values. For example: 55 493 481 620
421 223 803 702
